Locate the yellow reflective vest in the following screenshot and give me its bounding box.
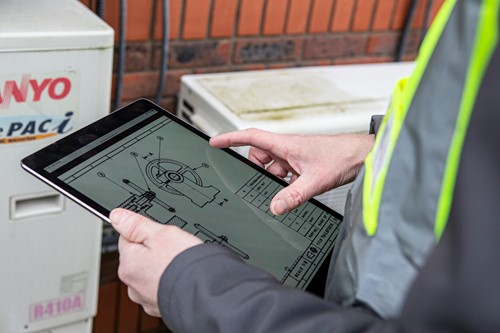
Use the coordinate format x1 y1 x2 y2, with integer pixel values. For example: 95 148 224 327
325 0 499 318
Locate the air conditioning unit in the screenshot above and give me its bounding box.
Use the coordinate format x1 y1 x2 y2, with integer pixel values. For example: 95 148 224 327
177 62 414 215
0 1 113 332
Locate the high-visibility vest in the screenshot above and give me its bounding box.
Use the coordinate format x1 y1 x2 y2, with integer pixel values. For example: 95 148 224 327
325 0 499 318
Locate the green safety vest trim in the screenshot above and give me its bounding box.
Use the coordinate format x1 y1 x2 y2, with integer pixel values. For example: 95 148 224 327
362 0 457 236
326 0 499 318
362 78 404 236
435 0 500 240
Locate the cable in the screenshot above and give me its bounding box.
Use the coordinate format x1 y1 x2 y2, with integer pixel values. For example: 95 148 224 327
156 0 170 105
396 0 418 62
96 0 105 19
422 0 434 43
114 0 127 110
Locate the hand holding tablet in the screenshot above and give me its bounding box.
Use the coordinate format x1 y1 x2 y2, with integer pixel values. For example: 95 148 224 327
21 99 342 294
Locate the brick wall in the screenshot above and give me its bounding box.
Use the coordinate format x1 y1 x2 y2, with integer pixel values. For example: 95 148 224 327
80 1 445 332
81 0 444 114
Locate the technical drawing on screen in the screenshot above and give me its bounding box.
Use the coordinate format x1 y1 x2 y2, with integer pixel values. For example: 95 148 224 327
54 110 342 289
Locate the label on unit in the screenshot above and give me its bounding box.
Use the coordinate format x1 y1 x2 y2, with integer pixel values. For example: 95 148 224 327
0 71 80 144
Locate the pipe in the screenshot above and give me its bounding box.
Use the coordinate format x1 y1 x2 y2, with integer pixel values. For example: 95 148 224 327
156 0 170 105
396 0 418 62
422 0 434 43
114 0 127 109
95 0 105 19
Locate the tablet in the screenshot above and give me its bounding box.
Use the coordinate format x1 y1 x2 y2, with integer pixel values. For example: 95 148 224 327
21 99 343 294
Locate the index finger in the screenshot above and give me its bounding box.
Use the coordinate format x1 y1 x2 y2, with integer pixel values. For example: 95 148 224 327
209 128 277 151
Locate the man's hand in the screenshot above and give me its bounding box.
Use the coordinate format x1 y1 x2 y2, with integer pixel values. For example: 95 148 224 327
110 208 203 317
210 129 374 215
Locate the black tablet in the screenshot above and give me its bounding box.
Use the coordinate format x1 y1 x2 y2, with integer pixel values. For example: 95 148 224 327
21 99 343 294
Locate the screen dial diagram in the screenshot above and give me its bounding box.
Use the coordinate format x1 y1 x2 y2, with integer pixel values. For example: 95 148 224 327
96 134 227 224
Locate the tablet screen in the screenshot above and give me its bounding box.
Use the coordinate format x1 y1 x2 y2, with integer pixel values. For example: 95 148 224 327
22 99 342 291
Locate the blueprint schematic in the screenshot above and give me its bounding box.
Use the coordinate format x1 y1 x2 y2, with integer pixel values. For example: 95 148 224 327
58 113 341 289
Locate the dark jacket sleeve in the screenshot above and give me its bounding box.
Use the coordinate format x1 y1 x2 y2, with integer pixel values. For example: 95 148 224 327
158 45 500 333
158 244 383 333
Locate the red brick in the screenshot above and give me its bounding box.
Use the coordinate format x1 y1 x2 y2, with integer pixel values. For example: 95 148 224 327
304 35 367 59
163 40 231 68
367 32 398 54
263 0 288 35
372 0 396 31
122 72 159 101
428 0 446 27
183 0 211 39
128 1 153 41
412 0 428 29
117 283 140 333
193 66 235 74
119 43 149 72
122 69 191 101
233 64 267 71
233 38 301 64
403 30 422 54
93 283 118 333
308 0 334 33
238 0 265 36
105 0 153 42
334 55 393 65
164 69 192 96
367 31 421 58
210 0 238 38
331 0 356 32
126 96 178 113
79 0 90 7
268 63 296 70
286 0 312 34
154 0 183 40
352 0 376 32
391 0 411 30
103 0 119 41
301 59 334 66
402 54 417 61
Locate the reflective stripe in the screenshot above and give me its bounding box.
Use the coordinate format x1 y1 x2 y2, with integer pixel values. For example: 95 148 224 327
363 79 404 236
375 0 482 270
327 0 493 318
362 0 456 236
435 0 500 239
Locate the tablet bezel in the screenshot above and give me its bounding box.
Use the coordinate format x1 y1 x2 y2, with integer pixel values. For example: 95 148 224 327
21 98 343 296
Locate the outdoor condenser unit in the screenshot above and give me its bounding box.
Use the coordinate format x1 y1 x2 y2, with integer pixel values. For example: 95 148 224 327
0 0 113 332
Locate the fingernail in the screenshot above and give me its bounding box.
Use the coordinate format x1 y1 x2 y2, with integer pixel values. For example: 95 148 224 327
272 199 288 215
110 209 126 225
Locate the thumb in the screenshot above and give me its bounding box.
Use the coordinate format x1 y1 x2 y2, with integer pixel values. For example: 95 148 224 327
270 175 321 215
110 208 161 244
